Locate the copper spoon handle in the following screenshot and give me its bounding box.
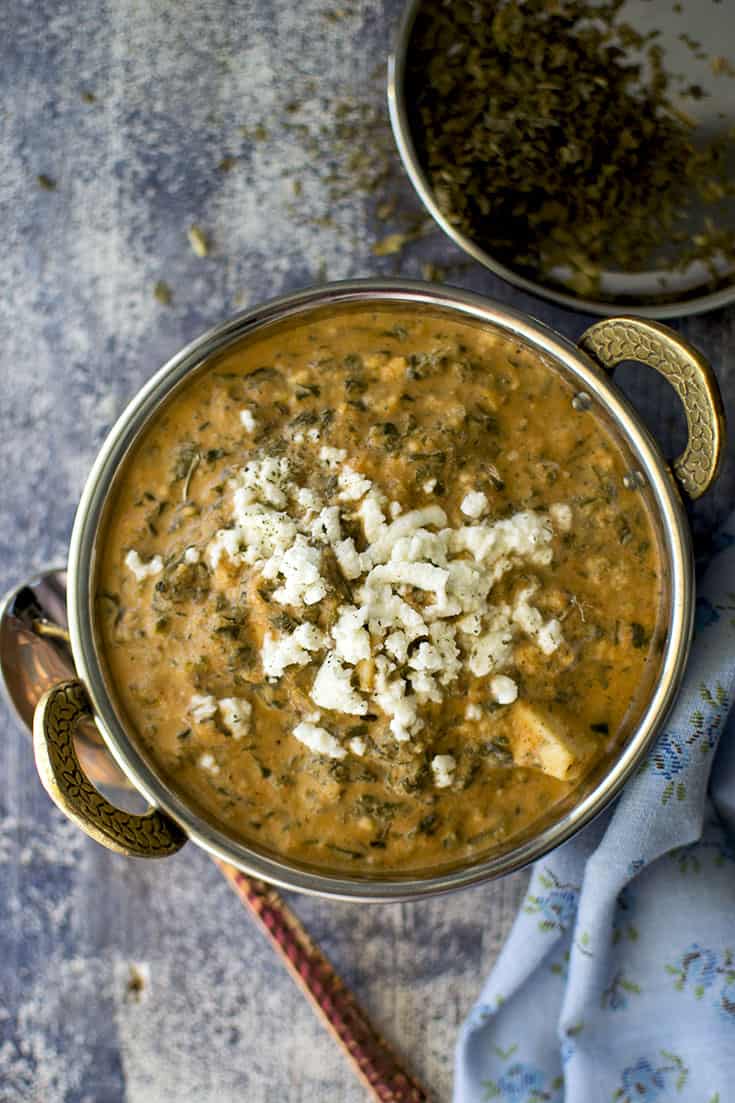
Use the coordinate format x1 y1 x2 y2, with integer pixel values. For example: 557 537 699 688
216 860 431 1103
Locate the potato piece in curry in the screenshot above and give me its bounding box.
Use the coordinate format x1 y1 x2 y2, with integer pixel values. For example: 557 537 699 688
96 308 665 873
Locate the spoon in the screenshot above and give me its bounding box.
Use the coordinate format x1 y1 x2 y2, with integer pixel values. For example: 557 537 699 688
0 569 430 1103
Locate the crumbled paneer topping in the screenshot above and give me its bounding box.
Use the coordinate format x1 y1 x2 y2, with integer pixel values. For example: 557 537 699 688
549 502 573 531
184 546 199 564
267 535 327 606
190 694 252 737
319 445 347 469
513 586 563 656
423 478 437 494
460 490 488 519
240 409 257 433
331 605 371 664
311 652 368 716
202 450 570 779
465 703 482 721
262 623 327 679
431 754 456 788
237 455 291 509
218 697 252 739
199 752 219 774
490 675 518 705
297 487 321 513
292 721 346 759
311 506 342 545
190 694 218 722
338 465 372 501
125 549 164 581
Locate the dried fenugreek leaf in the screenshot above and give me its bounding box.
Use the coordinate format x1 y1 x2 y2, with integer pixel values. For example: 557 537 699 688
406 0 735 294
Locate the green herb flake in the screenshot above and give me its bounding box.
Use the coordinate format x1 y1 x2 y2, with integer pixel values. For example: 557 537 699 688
407 0 735 293
154 280 172 305
187 225 209 257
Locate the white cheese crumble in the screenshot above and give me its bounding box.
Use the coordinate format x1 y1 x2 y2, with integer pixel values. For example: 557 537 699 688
333 537 364 580
513 587 563 656
467 607 514 677
266 535 327 607
240 409 257 433
338 465 372 501
184 546 199 564
431 754 456 788
372 655 421 742
384 630 409 664
199 752 220 774
191 695 253 739
549 502 573 531
359 491 390 543
319 445 347 468
460 490 488 519
125 549 163 581
189 694 218 722
292 721 346 759
331 605 371 664
201 447 572 773
311 652 368 716
262 623 327 679
490 675 518 705
235 456 291 509
218 697 252 739
297 487 321 513
311 506 342 545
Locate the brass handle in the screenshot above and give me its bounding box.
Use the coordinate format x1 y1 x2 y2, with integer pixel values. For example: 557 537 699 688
578 317 725 499
33 680 187 858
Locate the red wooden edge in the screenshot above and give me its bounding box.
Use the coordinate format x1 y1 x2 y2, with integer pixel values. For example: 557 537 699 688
215 859 432 1103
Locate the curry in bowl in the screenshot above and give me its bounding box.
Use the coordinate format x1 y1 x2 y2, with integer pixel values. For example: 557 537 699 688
96 307 665 873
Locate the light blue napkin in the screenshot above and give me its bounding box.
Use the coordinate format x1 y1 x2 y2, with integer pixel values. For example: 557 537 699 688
455 513 735 1103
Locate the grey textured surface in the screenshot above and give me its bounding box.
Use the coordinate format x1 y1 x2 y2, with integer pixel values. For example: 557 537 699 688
1 2 733 1101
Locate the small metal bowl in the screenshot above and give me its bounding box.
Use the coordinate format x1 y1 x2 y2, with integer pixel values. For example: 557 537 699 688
388 0 735 318
31 280 725 901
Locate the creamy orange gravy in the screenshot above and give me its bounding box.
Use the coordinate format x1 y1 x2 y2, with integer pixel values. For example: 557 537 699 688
97 308 665 873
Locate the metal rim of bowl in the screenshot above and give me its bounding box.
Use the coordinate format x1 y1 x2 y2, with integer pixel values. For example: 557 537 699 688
386 0 735 320
67 279 693 901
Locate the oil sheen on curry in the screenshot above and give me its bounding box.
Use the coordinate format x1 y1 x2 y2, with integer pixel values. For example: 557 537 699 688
97 308 664 873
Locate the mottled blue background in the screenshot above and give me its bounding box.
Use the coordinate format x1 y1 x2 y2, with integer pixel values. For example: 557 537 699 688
1 1 733 1100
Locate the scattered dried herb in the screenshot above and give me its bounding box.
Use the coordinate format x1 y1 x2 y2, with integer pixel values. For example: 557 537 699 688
407 0 735 295
172 441 200 482
187 225 209 257
154 280 172 305
37 174 56 191
418 812 440 835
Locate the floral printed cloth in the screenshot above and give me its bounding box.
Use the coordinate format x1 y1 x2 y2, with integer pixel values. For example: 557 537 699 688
455 515 735 1103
